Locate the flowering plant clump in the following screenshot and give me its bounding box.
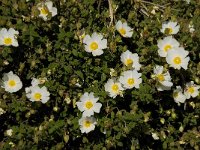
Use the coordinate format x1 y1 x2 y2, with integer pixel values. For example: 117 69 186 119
0 0 200 149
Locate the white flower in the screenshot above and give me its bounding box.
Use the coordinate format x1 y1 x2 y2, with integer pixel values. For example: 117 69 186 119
1 71 22 93
37 1 57 21
0 28 19 47
104 78 124 98
166 47 190 70
152 132 159 140
6 129 13 136
189 24 195 33
0 108 6 115
116 20 133 37
120 50 141 70
31 78 40 86
173 86 186 104
153 65 173 91
76 92 102 117
157 36 180 57
119 70 142 89
83 32 107 56
161 21 180 35
79 116 97 134
184 81 200 99
25 85 50 103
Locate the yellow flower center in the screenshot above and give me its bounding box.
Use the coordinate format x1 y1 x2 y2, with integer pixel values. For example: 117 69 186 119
84 120 91 128
90 42 98 51
164 44 172 52
173 57 181 65
188 87 194 94
168 28 173 34
126 58 133 66
127 78 134 85
4 38 12 45
173 92 179 98
157 74 165 82
165 28 173 34
8 80 16 87
119 28 126 35
85 101 93 109
40 7 49 15
34 93 42 101
112 84 119 92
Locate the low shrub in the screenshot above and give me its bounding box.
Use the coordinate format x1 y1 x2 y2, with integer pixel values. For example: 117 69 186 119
0 0 200 149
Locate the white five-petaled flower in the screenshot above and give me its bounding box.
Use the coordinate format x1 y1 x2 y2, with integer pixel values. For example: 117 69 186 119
83 32 107 56
184 81 200 99
0 28 19 47
104 78 124 98
153 65 173 91
116 20 133 38
6 129 13 136
79 116 97 134
1 71 22 93
37 1 57 21
166 47 190 70
31 78 40 86
119 70 142 89
161 21 180 35
157 36 180 57
189 23 195 33
173 86 186 104
76 92 102 117
25 78 50 103
120 50 141 70
152 132 159 140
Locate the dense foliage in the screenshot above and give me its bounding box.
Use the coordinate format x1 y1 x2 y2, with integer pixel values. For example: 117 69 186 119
0 0 200 149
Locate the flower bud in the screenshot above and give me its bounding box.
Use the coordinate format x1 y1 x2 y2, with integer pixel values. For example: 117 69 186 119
166 110 171 116
179 125 184 132
160 118 165 124
63 134 69 143
53 106 58 112
171 112 176 119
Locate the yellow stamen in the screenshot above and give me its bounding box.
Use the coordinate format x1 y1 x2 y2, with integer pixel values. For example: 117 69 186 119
40 7 49 15
84 120 91 128
127 78 134 85
165 28 173 34
173 92 179 98
164 44 172 52
4 38 12 45
90 42 98 51
188 87 194 94
85 101 93 109
119 28 126 35
8 80 16 87
157 74 165 82
112 84 119 92
126 59 133 66
34 93 42 101
173 57 181 65
168 28 173 34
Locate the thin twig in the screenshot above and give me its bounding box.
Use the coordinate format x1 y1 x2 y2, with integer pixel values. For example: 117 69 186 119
141 0 169 9
108 0 113 27
140 0 181 11
97 0 102 13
